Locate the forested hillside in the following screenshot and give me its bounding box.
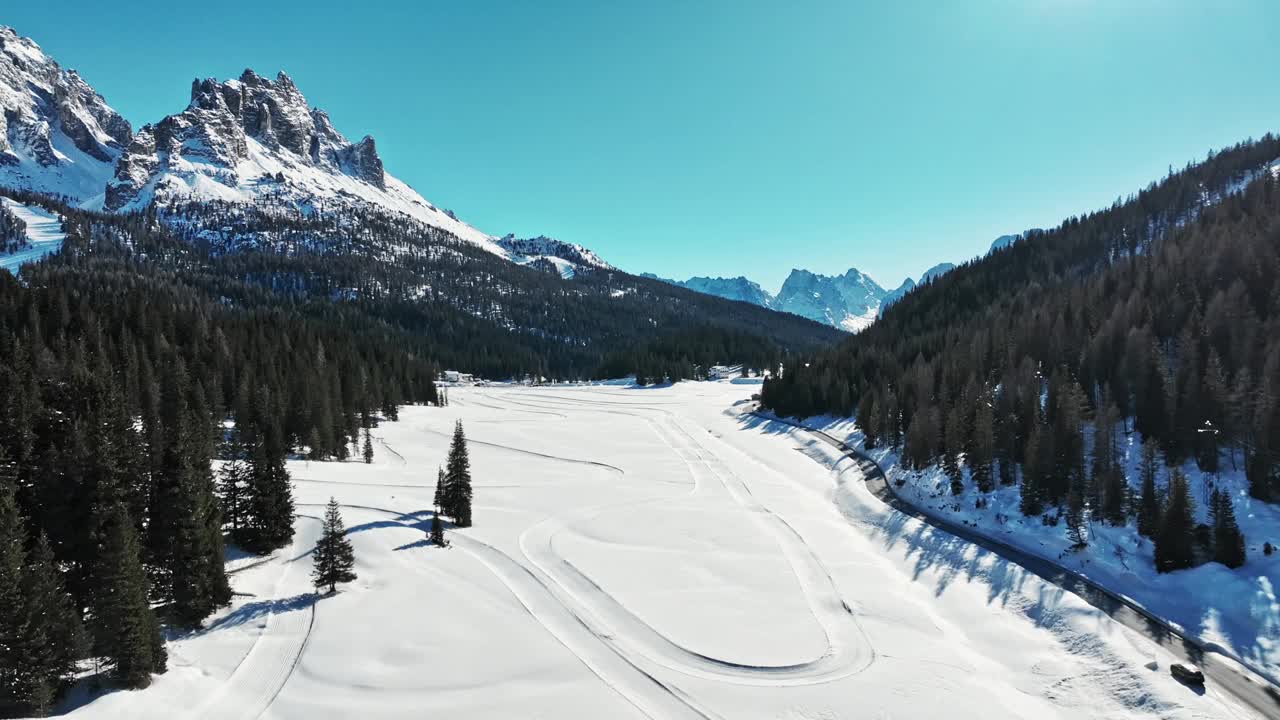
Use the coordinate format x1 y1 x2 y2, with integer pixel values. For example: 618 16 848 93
762 135 1280 571
145 197 840 380
0 196 444 713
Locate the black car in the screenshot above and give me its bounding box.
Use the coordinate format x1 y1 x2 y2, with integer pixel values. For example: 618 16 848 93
1171 663 1205 685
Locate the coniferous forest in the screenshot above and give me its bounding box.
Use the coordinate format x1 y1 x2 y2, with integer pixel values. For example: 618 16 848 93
762 136 1280 573
0 183 831 713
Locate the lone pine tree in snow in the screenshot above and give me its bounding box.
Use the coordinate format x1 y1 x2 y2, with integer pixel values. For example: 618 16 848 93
440 421 473 527
363 426 374 465
434 466 444 509
430 511 447 547
312 498 357 594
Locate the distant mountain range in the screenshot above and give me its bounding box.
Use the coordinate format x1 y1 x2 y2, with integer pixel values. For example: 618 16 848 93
0 23 1017 338
649 254 1011 333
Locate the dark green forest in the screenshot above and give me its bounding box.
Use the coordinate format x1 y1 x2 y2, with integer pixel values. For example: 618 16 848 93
762 136 1280 572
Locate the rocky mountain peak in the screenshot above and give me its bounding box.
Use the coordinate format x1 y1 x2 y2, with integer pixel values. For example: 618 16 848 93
0 25 132 198
106 67 395 211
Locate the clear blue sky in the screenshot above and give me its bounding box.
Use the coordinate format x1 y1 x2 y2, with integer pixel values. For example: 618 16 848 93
8 1 1280 290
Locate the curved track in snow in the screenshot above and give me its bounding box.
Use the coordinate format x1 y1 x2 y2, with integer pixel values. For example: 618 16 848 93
182 516 322 720
496 391 877 685
417 425 627 476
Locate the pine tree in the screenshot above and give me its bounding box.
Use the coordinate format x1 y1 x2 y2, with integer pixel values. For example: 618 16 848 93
362 426 374 465
238 391 295 554
89 503 166 689
971 392 996 493
1020 420 1050 516
1212 489 1246 568
943 404 964 495
18 533 84 715
151 362 231 627
1065 482 1089 548
311 498 357 594
1136 442 1162 538
0 456 29 716
1154 469 1196 573
218 425 249 535
441 421 473 527
434 466 444 509
430 511 446 548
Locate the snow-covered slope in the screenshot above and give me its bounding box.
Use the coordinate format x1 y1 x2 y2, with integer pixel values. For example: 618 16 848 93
98 69 506 255
60 384 1259 719
0 27 131 200
495 234 612 278
804 410 1280 690
0 197 66 273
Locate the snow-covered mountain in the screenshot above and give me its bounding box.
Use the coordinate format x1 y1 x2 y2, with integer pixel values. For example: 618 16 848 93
989 233 1020 252
495 234 611 278
918 262 955 284
773 268 886 332
99 68 508 255
655 255 977 332
646 274 775 308
0 27 132 199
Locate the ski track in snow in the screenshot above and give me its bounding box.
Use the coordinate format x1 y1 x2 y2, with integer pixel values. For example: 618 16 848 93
416 424 627 476
321 501 718 720
87 383 1260 720
502 392 877 685
182 516 322 720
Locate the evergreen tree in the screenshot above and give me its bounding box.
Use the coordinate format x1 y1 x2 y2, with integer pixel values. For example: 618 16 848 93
430 511 446 547
238 392 295 554
441 421 473 527
943 404 964 495
1154 469 1196 573
1211 489 1247 568
434 466 444 509
218 425 249 535
362 426 374 465
151 361 231 626
1065 482 1089 548
311 498 357 594
0 456 29 716
971 392 996 493
18 533 84 716
1136 442 1162 538
89 503 166 689
1021 420 1050 516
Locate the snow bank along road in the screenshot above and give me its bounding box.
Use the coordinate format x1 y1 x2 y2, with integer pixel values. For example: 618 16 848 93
754 409 1280 720
64 382 1266 719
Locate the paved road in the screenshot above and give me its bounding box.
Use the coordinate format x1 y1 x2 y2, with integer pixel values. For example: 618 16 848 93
752 411 1280 720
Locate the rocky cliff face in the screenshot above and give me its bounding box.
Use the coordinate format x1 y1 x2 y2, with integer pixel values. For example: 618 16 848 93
101 67 499 252
106 70 390 210
773 268 887 332
0 26 131 199
496 234 612 278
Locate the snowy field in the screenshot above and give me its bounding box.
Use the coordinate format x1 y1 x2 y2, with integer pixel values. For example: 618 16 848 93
0 198 66 274
60 382 1262 719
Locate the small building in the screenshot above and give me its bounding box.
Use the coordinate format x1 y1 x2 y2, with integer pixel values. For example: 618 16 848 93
442 370 475 384
707 365 735 380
